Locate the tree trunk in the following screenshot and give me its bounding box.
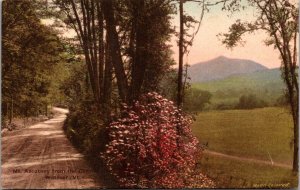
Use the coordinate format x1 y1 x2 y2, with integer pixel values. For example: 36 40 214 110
9 96 13 124
102 0 128 102
266 9 299 172
282 59 298 172
103 36 113 119
6 101 9 118
96 1 104 103
177 0 184 108
292 109 298 172
290 83 299 172
129 0 148 103
45 103 48 116
70 0 98 103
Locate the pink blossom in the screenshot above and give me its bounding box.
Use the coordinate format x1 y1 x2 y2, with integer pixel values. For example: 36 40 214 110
101 92 201 188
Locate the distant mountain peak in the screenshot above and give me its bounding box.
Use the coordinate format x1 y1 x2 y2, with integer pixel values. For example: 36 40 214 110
215 55 228 60
211 56 230 63
188 56 268 83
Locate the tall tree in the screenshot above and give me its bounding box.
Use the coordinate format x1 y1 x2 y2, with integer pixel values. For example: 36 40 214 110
177 0 184 108
2 0 63 121
53 0 176 108
102 0 129 102
220 0 299 172
176 0 208 108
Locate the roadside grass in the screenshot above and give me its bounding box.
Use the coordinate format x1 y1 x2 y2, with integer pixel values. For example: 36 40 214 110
192 107 294 164
197 153 298 188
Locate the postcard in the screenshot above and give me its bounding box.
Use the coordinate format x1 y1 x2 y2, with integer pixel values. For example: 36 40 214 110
1 0 298 189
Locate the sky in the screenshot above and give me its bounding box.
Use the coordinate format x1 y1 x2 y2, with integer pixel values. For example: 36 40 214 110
45 1 298 69
170 2 282 69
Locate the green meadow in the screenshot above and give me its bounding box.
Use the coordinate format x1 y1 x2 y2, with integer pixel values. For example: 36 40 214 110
197 154 298 188
192 107 298 188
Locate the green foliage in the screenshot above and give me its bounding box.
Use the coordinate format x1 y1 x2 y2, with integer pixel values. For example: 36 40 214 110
275 94 289 107
60 61 91 110
159 69 178 102
64 101 107 155
236 94 267 109
61 56 106 155
214 102 236 110
2 0 66 119
220 19 249 48
52 0 176 104
184 88 212 112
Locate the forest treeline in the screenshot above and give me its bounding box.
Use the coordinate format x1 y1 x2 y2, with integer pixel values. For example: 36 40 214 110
54 0 179 114
2 1 65 125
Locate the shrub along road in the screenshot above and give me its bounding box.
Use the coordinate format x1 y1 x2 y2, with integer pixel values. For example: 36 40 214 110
1 108 103 189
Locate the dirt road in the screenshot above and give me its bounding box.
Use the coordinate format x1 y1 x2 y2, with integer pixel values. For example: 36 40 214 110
1 108 103 189
204 150 292 169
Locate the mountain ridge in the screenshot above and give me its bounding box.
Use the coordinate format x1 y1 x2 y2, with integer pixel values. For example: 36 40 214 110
188 56 269 83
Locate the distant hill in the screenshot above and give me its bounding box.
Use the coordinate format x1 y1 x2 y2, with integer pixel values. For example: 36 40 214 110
188 56 268 83
193 68 284 92
192 68 285 107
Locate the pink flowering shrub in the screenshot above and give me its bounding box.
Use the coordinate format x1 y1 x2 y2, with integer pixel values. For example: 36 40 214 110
101 92 200 188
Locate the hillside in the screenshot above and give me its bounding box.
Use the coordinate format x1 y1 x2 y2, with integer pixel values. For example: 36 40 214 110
192 68 285 107
189 56 268 83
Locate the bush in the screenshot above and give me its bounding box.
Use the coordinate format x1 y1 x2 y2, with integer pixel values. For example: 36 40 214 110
101 92 200 188
235 94 268 109
275 94 289 106
184 88 212 112
64 101 107 155
215 102 236 110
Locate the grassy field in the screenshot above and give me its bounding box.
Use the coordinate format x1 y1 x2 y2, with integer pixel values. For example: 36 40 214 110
192 107 298 188
197 154 298 188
